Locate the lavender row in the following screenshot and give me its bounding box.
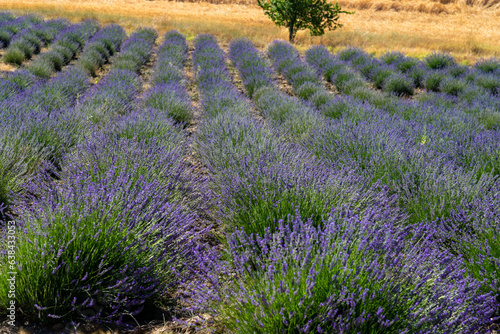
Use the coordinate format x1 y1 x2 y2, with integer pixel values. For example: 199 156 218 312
151 29 188 86
143 30 193 124
75 24 127 76
27 19 101 78
3 19 69 65
0 14 41 49
189 36 498 334
193 34 251 119
111 27 157 74
154 30 188 77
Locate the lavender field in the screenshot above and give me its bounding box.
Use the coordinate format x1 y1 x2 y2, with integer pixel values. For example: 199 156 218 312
1 14 500 334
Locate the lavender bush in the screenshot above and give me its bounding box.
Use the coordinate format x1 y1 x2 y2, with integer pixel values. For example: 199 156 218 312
424 52 457 70
383 73 414 96
0 162 210 324
475 57 500 74
190 210 496 333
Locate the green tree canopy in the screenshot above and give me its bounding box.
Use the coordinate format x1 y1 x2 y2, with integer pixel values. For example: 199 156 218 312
257 0 353 43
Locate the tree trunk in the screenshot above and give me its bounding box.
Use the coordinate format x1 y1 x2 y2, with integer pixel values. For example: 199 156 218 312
289 23 295 43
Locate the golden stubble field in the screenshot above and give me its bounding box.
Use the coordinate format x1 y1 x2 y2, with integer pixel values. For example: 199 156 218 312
1 0 500 62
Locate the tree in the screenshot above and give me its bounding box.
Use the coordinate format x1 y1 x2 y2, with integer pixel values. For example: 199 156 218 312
257 0 353 43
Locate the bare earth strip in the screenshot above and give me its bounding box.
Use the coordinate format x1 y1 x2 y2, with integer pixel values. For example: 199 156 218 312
0 0 499 63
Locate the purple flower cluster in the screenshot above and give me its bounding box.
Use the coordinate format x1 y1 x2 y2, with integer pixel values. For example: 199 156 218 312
433 196 500 308
4 18 69 65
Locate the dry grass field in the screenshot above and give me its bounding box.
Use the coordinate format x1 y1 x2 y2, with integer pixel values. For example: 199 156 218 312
1 0 499 62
